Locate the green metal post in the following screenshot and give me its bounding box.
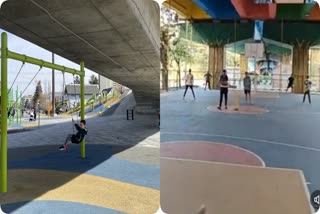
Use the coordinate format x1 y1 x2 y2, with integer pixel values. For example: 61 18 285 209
80 61 85 159
19 90 22 124
16 85 18 125
1 32 8 193
38 101 40 128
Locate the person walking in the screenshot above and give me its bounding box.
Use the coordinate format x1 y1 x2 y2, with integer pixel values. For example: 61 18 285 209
204 71 212 91
286 74 294 92
243 72 252 103
303 75 312 104
183 69 196 100
218 70 229 110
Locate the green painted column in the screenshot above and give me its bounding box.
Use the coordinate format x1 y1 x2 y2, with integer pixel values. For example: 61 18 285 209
1 32 8 193
80 61 85 159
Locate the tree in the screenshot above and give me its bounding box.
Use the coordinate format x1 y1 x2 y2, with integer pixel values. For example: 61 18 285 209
89 74 99 85
169 38 191 88
32 80 42 109
40 94 47 112
74 75 80 84
160 6 179 91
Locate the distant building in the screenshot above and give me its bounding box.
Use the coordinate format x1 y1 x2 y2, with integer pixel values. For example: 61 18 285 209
65 84 99 107
48 92 64 103
22 95 33 108
22 95 33 103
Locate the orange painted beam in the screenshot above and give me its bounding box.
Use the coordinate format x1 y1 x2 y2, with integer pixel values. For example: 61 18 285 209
231 0 277 20
306 3 320 20
163 0 211 19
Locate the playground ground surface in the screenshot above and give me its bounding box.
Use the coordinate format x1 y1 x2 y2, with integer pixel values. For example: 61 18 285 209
1 93 160 214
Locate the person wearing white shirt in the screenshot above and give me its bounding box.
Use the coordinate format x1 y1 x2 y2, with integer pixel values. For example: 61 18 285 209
183 69 196 100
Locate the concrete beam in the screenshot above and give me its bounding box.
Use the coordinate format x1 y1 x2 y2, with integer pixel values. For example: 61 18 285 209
0 0 160 107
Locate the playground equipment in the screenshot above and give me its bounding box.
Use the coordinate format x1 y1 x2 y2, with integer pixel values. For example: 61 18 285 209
7 86 22 127
0 32 86 193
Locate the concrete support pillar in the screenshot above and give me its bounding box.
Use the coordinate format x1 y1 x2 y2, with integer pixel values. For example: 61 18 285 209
208 45 224 89
292 43 309 94
240 54 248 79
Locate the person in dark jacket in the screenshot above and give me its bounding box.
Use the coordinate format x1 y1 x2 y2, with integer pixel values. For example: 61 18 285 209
59 119 88 150
218 70 229 110
286 75 294 92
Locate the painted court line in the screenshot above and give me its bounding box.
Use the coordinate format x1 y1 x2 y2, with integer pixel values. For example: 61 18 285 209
162 140 266 167
299 170 312 197
271 110 320 116
162 131 320 153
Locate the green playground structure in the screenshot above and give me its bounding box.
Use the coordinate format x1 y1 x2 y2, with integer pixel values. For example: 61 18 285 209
7 86 23 127
0 32 86 193
67 92 120 115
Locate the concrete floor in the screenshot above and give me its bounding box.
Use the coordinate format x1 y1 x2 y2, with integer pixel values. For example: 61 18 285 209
161 158 311 214
161 88 320 195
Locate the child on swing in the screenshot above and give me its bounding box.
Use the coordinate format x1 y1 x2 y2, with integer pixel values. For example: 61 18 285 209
59 118 88 151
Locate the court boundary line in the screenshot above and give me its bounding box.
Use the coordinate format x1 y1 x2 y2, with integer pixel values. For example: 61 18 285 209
161 131 320 152
161 140 266 167
160 157 306 173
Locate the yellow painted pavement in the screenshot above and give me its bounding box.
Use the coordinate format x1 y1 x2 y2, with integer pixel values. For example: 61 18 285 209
1 169 159 214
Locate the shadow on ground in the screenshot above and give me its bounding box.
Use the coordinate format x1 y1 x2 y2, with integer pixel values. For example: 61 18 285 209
0 93 159 213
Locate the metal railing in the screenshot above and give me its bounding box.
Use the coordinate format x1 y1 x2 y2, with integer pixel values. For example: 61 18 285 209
168 69 320 92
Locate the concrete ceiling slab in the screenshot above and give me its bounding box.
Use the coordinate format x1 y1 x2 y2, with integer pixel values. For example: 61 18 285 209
35 0 92 11
0 0 160 104
52 7 113 34
15 15 71 38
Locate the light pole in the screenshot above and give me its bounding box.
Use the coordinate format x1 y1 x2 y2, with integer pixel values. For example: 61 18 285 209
52 52 55 117
38 100 40 128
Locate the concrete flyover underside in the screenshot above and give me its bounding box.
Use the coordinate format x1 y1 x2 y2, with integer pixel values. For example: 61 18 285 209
0 0 160 107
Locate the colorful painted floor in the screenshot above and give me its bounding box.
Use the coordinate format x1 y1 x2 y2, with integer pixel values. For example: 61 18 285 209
161 88 320 212
1 94 160 214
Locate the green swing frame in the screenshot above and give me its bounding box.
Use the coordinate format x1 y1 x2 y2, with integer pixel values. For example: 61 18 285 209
0 32 86 193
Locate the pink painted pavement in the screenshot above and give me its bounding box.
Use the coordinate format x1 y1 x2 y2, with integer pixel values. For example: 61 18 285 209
161 141 265 167
207 105 269 115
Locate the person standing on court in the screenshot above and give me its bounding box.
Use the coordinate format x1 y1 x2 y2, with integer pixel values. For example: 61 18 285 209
183 69 196 100
203 71 212 91
303 75 312 104
218 70 229 110
286 74 294 92
243 72 252 103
